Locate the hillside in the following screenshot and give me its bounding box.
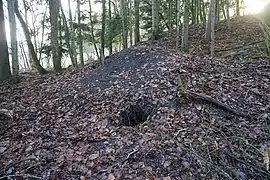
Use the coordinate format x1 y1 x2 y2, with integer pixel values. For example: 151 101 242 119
0 16 270 179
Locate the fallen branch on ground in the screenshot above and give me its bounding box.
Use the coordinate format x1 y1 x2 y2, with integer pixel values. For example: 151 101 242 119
0 174 43 180
186 90 255 120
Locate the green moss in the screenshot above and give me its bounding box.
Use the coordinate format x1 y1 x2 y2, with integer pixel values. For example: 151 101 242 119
177 77 187 104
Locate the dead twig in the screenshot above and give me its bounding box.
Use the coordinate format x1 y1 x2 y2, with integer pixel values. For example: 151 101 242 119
0 174 43 180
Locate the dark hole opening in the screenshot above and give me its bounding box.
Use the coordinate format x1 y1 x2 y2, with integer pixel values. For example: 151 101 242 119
119 100 150 127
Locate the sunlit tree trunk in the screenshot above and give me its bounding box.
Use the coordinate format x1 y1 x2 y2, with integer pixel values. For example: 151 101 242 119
88 0 100 60
7 0 19 78
0 0 11 81
14 0 47 74
181 0 189 51
134 0 140 43
22 0 33 69
100 0 106 65
68 0 77 66
77 0 84 65
152 0 159 40
120 0 128 48
49 0 61 72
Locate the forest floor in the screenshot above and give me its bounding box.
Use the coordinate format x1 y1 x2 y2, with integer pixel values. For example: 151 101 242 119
0 15 270 179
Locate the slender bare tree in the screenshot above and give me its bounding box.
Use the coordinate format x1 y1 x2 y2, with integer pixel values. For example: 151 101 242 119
7 0 19 77
0 0 11 81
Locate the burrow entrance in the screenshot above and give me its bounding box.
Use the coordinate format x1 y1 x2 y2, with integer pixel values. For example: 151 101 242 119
119 99 153 127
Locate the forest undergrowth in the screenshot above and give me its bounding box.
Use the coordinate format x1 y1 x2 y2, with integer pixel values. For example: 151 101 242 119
0 15 269 179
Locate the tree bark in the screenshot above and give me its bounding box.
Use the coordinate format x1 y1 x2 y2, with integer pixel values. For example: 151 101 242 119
200 0 206 23
181 0 189 51
7 0 19 78
77 0 84 66
236 0 240 16
176 0 180 49
151 0 159 40
49 0 61 72
205 0 212 43
120 0 128 48
226 0 231 30
134 0 140 43
68 0 77 66
100 0 106 65
210 0 216 57
108 0 113 55
0 0 11 81
168 0 172 32
129 0 133 46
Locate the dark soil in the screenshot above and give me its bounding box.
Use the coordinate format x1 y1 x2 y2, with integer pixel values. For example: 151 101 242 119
0 16 270 179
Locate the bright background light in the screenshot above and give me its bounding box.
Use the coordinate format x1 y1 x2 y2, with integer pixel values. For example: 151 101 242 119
245 0 270 14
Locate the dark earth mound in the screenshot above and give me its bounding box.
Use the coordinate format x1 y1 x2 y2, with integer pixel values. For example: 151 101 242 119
0 16 270 179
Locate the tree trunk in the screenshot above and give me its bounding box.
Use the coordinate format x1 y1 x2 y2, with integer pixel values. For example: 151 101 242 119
191 0 195 24
120 0 128 48
205 0 212 43
60 4 76 67
22 0 33 69
181 0 189 51
88 0 100 60
168 0 172 32
129 0 133 46
7 0 19 78
210 0 216 57
226 0 231 29
0 0 11 81
68 0 77 66
19 41 30 70
100 0 106 65
49 0 61 72
14 0 47 74
176 0 180 49
108 0 113 55
215 0 220 22
77 0 84 66
152 0 159 40
236 0 240 16
200 0 206 23
38 12 46 64
134 0 140 43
